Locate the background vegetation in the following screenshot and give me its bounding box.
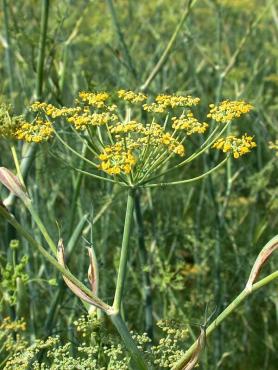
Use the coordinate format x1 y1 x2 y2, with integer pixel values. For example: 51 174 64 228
0 0 277 369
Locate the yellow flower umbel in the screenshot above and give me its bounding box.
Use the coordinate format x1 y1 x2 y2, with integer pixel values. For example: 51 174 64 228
14 119 54 143
14 91 255 187
207 100 253 123
213 134 256 158
172 112 208 135
118 90 147 104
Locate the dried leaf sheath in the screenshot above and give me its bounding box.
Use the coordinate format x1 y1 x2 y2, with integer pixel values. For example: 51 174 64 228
87 247 99 295
245 236 278 292
182 327 206 370
0 166 30 203
57 239 105 311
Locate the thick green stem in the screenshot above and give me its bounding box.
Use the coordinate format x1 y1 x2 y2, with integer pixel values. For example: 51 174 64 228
113 188 135 312
172 271 278 370
134 190 153 340
109 312 148 370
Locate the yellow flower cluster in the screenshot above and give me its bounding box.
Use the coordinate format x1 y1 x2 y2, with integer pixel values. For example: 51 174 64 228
118 90 147 103
0 317 26 332
160 133 185 156
68 111 117 130
31 102 80 118
32 101 117 131
79 91 109 108
110 120 144 134
15 119 54 143
140 123 185 156
142 103 166 113
98 120 185 175
143 94 200 113
99 142 136 175
0 104 24 139
207 100 253 123
213 134 256 158
172 112 208 135
155 94 200 108
10 91 254 180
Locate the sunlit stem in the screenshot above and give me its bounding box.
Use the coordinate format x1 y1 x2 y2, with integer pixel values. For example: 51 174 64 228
35 0 49 100
113 188 135 312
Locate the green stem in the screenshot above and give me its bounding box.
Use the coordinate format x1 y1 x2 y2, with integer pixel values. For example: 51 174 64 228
36 0 49 100
44 214 89 335
140 0 197 91
109 312 148 370
5 0 50 209
2 0 15 98
106 0 137 79
172 271 278 370
143 156 228 188
113 188 135 312
134 190 153 340
25 201 57 255
1 204 148 368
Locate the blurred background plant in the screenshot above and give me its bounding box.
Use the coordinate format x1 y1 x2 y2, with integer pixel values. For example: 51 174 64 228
0 0 277 369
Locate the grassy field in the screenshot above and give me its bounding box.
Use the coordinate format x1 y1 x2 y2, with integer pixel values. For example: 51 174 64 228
0 1 277 369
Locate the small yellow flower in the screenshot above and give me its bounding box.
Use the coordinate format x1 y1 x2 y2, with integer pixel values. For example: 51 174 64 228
78 91 109 108
207 100 253 123
14 119 54 143
155 94 200 108
143 103 166 113
98 142 137 175
213 134 256 158
172 112 208 135
67 112 117 130
117 90 147 104
110 120 144 134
